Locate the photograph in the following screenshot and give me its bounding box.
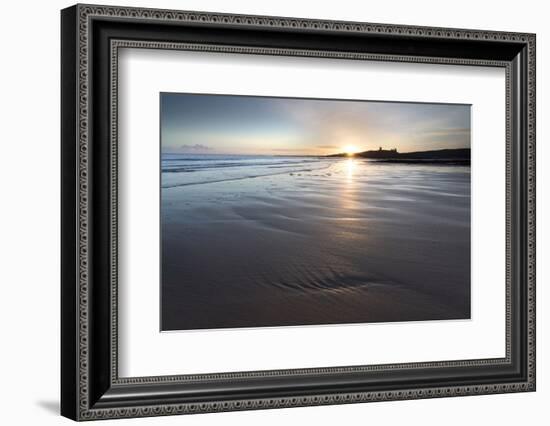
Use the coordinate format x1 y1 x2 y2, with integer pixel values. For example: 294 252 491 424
57 3 536 421
160 93 472 331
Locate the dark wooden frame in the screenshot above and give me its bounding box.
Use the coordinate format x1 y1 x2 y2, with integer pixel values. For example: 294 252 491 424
61 4 536 421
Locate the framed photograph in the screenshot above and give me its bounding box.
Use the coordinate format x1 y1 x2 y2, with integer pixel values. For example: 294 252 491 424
61 4 536 421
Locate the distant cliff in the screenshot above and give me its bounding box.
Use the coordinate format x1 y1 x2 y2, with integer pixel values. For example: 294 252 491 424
327 148 470 164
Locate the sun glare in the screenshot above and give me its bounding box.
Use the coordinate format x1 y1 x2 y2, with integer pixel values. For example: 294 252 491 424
343 145 358 156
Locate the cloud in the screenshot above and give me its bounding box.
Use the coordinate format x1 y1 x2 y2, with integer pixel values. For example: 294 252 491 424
272 148 302 152
176 144 212 153
317 144 339 149
420 127 470 137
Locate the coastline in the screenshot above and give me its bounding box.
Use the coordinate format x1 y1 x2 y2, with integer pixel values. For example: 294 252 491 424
161 156 471 331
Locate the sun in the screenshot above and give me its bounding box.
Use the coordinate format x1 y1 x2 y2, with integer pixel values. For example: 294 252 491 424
343 145 358 156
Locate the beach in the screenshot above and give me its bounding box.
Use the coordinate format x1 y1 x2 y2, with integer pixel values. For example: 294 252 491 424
161 154 471 331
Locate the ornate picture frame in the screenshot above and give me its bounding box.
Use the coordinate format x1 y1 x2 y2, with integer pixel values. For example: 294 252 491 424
61 4 535 421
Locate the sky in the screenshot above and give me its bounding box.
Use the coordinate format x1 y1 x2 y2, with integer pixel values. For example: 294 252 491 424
160 93 470 156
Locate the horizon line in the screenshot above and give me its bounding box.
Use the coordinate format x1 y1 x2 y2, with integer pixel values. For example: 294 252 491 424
162 147 471 156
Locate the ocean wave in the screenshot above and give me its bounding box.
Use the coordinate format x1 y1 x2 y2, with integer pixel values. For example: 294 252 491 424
161 155 333 188
162 159 320 173
162 163 331 188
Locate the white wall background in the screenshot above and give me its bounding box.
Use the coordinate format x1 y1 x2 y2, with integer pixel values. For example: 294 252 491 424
0 0 546 424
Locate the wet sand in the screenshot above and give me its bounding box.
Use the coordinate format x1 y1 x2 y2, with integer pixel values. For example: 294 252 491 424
161 157 470 331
